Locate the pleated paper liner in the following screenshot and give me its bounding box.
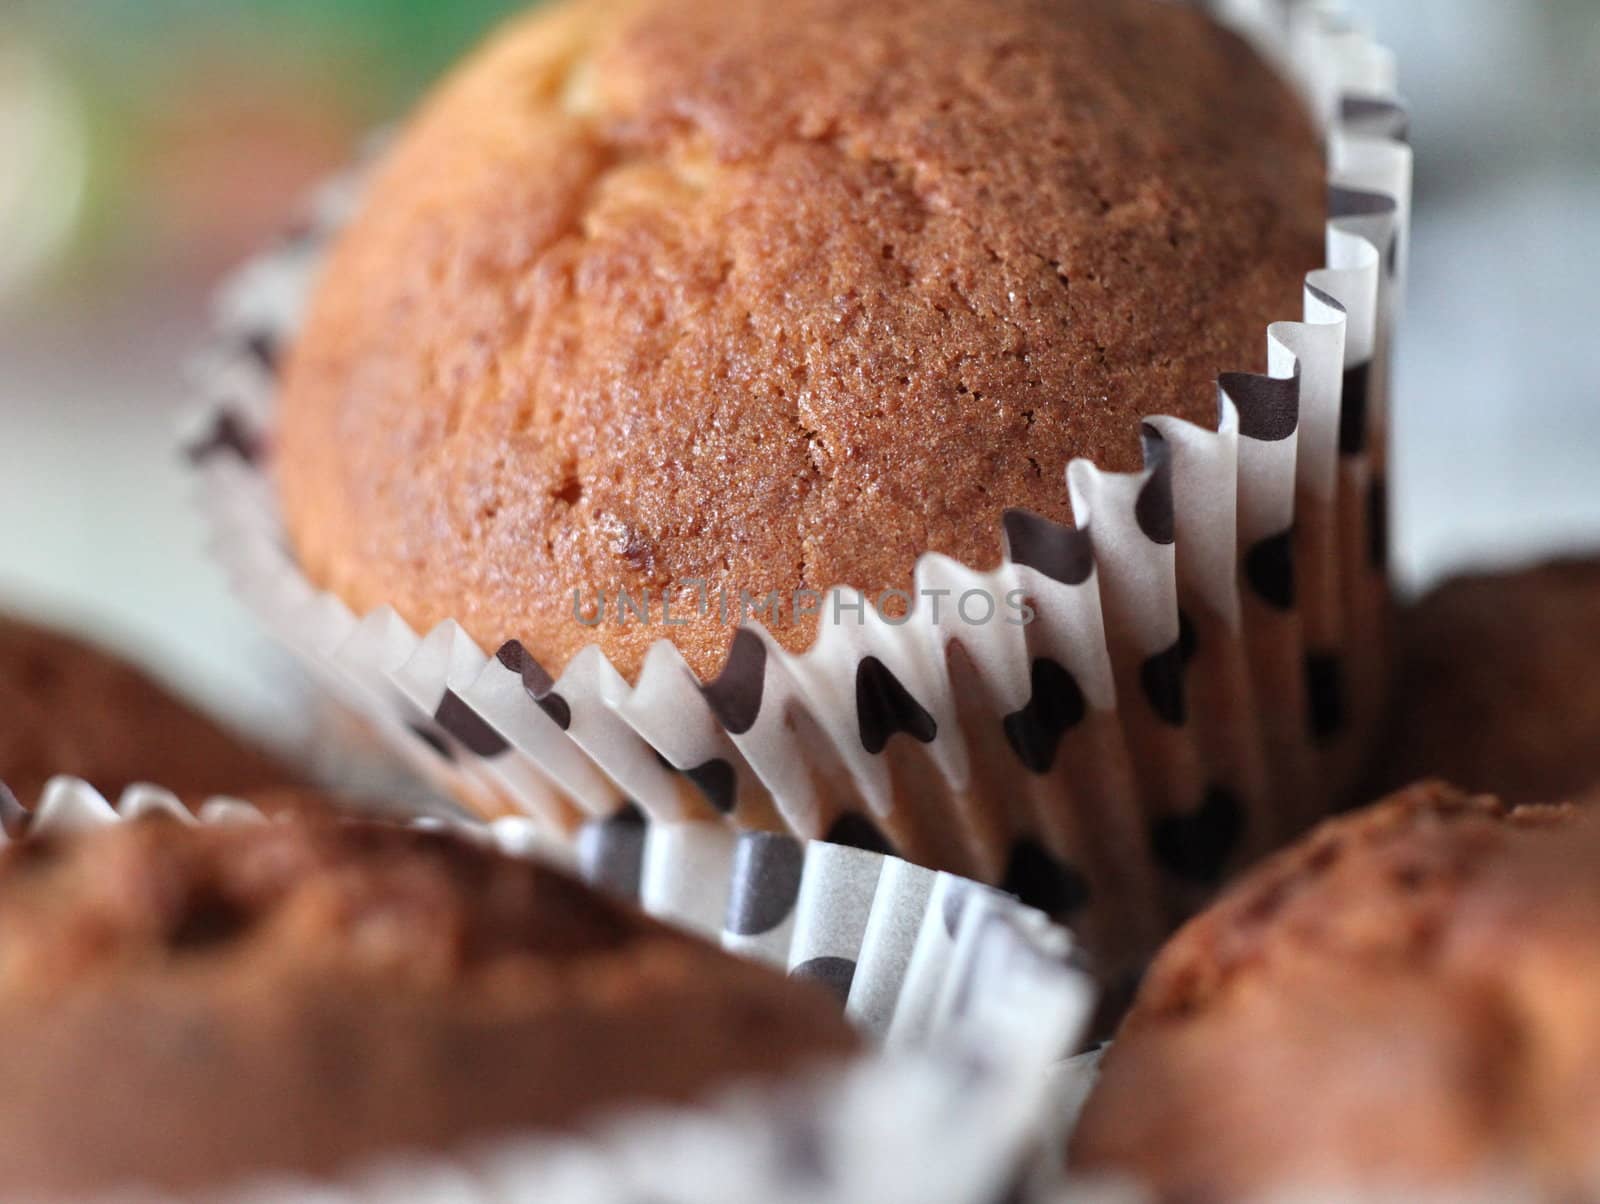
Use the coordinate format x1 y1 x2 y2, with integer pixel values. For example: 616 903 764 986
1 776 1095 1204
185 0 1410 980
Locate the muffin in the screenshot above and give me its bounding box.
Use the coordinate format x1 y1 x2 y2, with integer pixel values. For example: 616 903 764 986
1071 781 1600 1200
276 0 1324 681
0 817 858 1197
1364 557 1600 805
206 0 1404 967
0 612 302 809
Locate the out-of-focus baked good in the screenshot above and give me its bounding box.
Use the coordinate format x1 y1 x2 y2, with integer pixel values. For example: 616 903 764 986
0 818 859 1196
0 612 301 808
1365 557 1600 804
1072 781 1600 1201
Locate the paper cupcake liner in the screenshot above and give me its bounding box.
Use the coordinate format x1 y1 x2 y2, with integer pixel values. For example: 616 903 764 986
3 775 1095 1204
186 0 1410 976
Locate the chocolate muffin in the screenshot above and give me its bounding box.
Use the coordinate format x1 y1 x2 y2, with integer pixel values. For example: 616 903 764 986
0 818 858 1197
1365 557 1600 805
1071 781 1600 1200
0 612 300 808
277 0 1325 682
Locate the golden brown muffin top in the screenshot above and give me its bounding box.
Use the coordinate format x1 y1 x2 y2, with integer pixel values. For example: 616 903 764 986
0 819 858 1195
277 0 1324 680
0 612 301 808
1071 781 1600 1200
1366 557 1600 805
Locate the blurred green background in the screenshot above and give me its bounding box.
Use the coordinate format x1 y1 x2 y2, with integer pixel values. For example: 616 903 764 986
4 0 527 298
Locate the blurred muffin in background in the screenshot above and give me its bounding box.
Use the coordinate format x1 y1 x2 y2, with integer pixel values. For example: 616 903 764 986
138 55 355 275
1072 781 1600 1201
1365 557 1600 805
0 611 303 810
0 817 859 1197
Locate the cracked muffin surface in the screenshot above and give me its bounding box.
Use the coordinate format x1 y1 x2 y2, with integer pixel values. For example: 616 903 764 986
0 818 858 1196
277 0 1324 680
1071 781 1600 1201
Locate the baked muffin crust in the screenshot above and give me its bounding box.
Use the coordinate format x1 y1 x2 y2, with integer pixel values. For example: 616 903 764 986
277 0 1325 679
1072 782 1600 1200
0 819 857 1195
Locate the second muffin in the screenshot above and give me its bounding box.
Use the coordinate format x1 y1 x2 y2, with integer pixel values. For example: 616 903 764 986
1071 781 1600 1201
1364 556 1600 805
0 611 303 810
0 817 858 1197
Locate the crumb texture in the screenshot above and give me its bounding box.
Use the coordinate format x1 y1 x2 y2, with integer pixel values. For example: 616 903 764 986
277 0 1324 679
1072 781 1600 1200
0 820 857 1195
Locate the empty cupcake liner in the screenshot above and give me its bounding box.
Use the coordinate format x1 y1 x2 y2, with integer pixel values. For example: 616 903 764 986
3 775 1095 1204
186 0 1410 976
